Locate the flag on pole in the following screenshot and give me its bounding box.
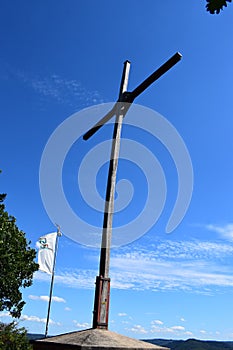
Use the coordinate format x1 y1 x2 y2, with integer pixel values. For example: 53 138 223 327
37 232 57 274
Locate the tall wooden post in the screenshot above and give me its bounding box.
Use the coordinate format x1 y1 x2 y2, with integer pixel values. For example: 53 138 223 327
92 61 131 329
84 53 182 330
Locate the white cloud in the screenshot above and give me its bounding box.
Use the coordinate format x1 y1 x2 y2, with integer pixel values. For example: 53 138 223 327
170 325 185 331
151 326 174 334
185 331 193 336
118 313 127 317
151 320 163 325
0 311 61 326
0 312 11 318
129 325 148 334
180 317 186 322
151 324 188 335
20 314 60 326
52 296 66 303
206 223 233 240
73 320 90 329
200 329 207 334
64 307 71 311
28 295 66 303
21 315 46 323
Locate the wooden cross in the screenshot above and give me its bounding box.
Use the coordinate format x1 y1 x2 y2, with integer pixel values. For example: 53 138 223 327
83 52 182 329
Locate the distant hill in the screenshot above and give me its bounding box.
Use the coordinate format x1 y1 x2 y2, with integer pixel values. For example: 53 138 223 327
143 338 233 350
27 333 45 341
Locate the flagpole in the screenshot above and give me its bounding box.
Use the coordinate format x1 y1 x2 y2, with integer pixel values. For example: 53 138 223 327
45 225 61 338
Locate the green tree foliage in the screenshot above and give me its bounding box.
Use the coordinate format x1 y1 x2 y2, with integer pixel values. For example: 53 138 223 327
0 186 39 318
206 0 232 14
0 322 32 350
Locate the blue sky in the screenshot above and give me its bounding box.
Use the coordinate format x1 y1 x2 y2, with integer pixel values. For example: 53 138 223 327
1 0 233 341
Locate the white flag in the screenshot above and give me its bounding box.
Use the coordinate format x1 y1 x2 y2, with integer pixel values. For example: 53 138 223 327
37 232 57 274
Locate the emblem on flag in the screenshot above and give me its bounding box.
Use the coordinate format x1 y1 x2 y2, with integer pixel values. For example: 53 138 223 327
39 237 49 249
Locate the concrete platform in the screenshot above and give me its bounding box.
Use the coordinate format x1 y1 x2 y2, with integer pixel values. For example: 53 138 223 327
32 328 169 349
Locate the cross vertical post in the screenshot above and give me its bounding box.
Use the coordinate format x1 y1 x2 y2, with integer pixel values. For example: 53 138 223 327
92 61 131 329
84 52 182 331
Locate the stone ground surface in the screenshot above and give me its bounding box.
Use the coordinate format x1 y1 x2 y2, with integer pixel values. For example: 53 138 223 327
33 328 170 349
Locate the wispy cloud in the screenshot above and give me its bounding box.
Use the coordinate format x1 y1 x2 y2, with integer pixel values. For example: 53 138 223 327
206 223 233 240
109 242 233 293
14 68 105 109
148 239 233 260
118 313 128 317
34 269 96 290
34 239 233 294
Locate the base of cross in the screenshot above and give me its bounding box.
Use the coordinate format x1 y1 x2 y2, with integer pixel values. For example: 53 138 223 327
92 275 111 329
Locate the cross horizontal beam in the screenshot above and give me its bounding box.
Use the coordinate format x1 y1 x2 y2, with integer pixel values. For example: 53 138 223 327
130 52 182 100
83 52 182 141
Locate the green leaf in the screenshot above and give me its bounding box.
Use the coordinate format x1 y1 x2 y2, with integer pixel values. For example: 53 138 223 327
206 0 232 14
